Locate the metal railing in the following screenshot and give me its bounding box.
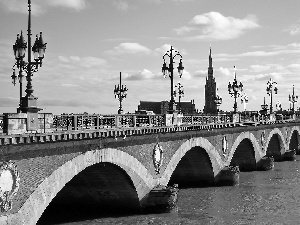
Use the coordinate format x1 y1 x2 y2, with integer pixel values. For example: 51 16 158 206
181 114 233 125
0 112 299 135
52 113 299 131
53 114 166 131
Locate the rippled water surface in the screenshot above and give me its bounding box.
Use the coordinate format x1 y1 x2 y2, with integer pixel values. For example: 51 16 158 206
40 156 300 225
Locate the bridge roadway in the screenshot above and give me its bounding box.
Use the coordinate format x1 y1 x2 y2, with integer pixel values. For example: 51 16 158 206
0 118 300 224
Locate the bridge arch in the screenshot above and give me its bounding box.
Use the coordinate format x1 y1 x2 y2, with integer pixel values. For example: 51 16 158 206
288 126 300 152
265 128 286 160
11 148 155 225
160 137 224 186
228 131 262 171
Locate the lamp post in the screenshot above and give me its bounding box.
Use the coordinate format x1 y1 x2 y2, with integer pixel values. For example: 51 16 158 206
162 46 184 114
228 66 243 113
266 78 278 114
11 0 47 113
114 72 128 114
289 85 298 113
214 88 222 114
276 100 282 111
261 97 268 111
175 82 184 113
241 92 249 111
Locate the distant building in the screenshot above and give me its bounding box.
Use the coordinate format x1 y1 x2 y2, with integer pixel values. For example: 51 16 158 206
137 100 196 115
177 100 197 115
137 101 169 114
203 47 218 114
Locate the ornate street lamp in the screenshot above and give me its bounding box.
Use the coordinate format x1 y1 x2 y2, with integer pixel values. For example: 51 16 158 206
175 82 184 113
289 85 298 113
240 92 249 111
261 97 268 111
228 66 243 113
162 46 184 114
114 72 128 114
266 78 278 114
214 88 222 114
11 0 47 113
276 100 282 111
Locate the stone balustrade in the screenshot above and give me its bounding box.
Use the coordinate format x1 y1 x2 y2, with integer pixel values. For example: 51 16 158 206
0 112 298 137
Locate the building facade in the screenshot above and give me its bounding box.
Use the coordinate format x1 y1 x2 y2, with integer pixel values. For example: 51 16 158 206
137 100 196 115
203 47 217 114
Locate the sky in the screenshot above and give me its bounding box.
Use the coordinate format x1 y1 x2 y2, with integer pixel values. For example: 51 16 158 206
1 0 300 115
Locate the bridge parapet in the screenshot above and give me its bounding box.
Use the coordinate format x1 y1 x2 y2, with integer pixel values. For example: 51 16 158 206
0 118 299 149
0 112 298 137
0 113 53 135
53 113 235 131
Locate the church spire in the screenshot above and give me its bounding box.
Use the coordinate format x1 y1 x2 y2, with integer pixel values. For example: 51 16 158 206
209 46 212 68
203 45 217 114
208 46 213 77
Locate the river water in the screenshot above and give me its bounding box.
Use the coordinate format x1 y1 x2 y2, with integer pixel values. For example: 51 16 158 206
40 156 300 225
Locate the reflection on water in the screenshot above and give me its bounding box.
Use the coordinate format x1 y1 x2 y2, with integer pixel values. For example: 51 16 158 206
39 156 300 225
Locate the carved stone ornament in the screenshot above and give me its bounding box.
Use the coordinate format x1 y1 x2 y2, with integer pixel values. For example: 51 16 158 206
153 143 163 174
0 161 20 213
261 131 266 151
222 136 228 155
222 136 228 156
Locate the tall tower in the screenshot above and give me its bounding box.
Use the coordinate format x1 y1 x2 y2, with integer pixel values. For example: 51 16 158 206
203 47 217 114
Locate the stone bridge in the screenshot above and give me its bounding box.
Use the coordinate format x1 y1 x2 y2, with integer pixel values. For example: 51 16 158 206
0 121 300 225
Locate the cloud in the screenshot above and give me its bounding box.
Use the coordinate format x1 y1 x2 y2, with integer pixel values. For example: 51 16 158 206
194 70 207 77
58 56 70 63
174 26 196 35
285 21 300 36
0 0 44 15
47 0 87 11
70 56 81 61
287 43 300 48
124 69 158 80
249 65 271 73
0 0 87 15
110 0 194 11
154 44 172 55
242 73 270 82
112 0 131 11
105 43 186 57
287 64 300 71
58 55 106 67
106 42 151 55
181 70 192 80
174 11 260 40
239 63 300 85
239 51 279 57
287 26 300 35
218 67 232 76
214 43 300 59
80 57 107 68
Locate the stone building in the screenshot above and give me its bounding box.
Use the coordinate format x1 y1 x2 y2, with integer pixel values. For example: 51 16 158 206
137 100 196 115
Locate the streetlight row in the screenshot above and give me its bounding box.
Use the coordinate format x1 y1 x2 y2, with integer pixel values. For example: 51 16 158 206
113 45 185 114
10 1 298 115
